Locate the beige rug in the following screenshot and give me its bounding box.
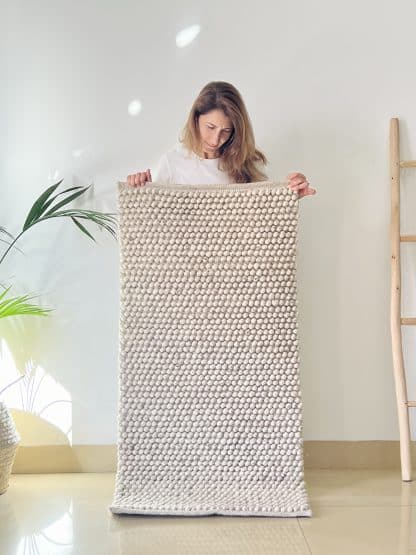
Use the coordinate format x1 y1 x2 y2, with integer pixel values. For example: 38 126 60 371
110 181 312 518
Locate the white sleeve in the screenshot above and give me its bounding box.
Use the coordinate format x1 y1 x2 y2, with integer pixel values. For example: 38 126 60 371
152 153 172 184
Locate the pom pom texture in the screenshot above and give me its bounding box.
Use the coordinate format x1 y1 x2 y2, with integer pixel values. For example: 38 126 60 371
110 181 312 517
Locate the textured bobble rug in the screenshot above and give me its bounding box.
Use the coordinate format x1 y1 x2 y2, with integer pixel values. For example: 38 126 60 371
110 181 312 518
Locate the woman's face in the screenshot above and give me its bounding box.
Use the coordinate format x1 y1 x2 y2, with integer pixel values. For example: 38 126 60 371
197 109 234 159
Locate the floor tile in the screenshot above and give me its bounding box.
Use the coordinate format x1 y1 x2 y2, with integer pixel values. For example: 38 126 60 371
298 504 416 555
1 470 416 554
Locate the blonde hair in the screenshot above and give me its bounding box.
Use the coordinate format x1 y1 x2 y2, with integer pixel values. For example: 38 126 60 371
179 81 269 183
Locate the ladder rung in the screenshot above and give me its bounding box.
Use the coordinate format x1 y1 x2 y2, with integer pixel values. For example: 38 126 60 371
406 401 416 407
400 160 416 167
400 235 416 242
401 318 416 325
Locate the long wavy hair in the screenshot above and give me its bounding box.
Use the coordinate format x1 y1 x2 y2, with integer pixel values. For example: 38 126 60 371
179 81 269 183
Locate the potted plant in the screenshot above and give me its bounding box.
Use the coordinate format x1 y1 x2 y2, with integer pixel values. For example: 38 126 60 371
0 179 117 493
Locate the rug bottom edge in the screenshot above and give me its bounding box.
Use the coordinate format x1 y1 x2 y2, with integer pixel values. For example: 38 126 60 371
109 505 312 518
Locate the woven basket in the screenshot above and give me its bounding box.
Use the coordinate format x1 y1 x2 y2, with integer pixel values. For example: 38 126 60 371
0 401 20 494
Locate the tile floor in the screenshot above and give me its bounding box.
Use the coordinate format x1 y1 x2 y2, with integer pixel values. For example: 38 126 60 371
0 469 415 554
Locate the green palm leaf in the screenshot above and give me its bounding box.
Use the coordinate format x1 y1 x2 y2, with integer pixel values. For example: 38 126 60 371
1 179 118 266
35 209 118 240
0 286 52 319
22 181 95 231
70 217 96 242
22 179 64 231
35 185 87 219
42 185 92 218
0 179 119 320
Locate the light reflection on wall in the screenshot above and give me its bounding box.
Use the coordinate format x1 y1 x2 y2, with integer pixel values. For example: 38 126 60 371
175 24 201 48
72 145 92 159
0 339 72 445
128 99 142 116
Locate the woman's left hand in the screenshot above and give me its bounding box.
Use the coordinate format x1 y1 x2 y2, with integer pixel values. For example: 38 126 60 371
287 172 317 199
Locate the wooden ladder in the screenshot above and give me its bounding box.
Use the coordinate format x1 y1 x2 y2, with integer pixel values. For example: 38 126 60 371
390 117 415 482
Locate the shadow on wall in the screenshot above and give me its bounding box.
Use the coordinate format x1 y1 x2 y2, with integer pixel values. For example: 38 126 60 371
0 314 72 446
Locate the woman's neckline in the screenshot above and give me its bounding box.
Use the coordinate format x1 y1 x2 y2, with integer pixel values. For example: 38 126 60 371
198 154 220 161
177 142 220 161
192 147 220 161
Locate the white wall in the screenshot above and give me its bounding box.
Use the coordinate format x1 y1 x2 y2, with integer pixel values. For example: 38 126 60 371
1 0 415 445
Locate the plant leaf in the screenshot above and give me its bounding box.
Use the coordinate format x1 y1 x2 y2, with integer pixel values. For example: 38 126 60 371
0 227 25 255
42 185 92 217
0 285 13 300
0 287 53 319
70 217 96 242
0 226 17 242
39 185 86 216
34 209 118 240
22 179 64 231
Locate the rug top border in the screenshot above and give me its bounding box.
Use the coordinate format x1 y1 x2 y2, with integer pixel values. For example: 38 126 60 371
117 180 291 194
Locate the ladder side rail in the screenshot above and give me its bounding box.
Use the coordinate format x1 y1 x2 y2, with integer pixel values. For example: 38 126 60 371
390 117 413 481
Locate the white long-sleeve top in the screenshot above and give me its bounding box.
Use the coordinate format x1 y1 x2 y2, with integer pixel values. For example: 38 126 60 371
152 142 235 185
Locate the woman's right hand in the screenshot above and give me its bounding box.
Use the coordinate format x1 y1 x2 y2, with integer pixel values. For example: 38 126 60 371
126 169 152 187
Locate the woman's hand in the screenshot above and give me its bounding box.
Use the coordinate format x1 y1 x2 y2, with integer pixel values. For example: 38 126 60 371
286 172 317 199
127 169 152 187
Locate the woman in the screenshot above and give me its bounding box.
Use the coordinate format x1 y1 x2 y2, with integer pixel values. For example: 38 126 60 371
126 81 317 199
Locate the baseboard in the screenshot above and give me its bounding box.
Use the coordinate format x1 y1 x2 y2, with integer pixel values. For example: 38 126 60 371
11 441 416 473
12 445 117 473
303 440 416 470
